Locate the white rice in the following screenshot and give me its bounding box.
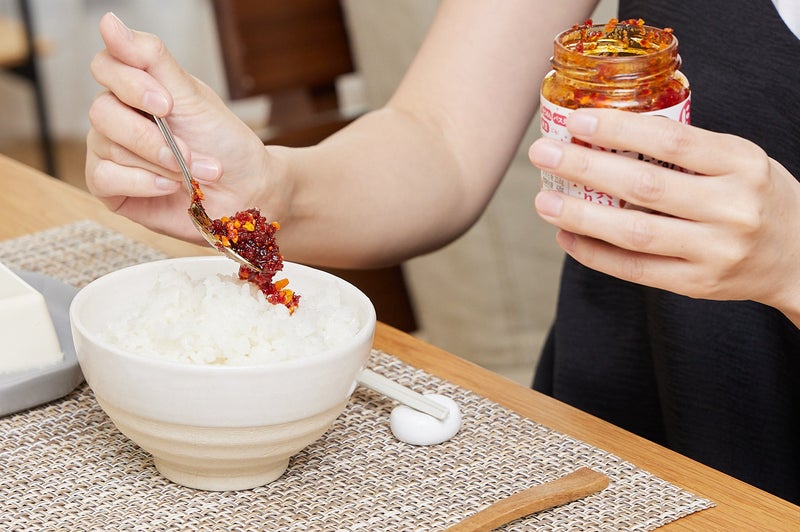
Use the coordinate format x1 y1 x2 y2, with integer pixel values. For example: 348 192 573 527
103 267 360 366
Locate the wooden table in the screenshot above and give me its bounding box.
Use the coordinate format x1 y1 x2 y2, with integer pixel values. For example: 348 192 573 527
1 154 798 530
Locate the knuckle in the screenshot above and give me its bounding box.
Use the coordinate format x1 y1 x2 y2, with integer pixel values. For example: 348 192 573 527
738 136 767 160
85 127 102 158
86 159 114 197
141 33 170 64
743 145 772 188
627 213 655 249
682 259 726 299
656 121 694 157
106 141 129 164
629 166 665 204
620 253 646 282
153 38 169 61
722 236 753 268
695 241 748 297
569 144 596 178
87 96 107 129
130 122 157 158
724 193 764 237
686 274 716 299
87 92 118 132
89 50 108 80
735 206 762 236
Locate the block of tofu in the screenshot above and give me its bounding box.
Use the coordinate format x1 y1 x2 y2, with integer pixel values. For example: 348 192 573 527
0 262 63 373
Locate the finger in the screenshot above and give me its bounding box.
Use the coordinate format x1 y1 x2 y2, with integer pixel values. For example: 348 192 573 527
85 154 125 212
530 137 721 220
86 148 181 200
90 49 171 117
554 230 708 297
89 92 223 183
565 108 764 177
535 190 709 260
89 91 191 173
96 13 200 109
86 126 183 189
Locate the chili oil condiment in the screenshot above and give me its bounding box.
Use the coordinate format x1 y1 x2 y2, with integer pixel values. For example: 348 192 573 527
540 18 691 207
209 209 300 314
188 179 299 314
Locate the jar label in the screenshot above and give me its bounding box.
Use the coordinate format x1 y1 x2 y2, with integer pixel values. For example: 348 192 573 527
539 95 691 207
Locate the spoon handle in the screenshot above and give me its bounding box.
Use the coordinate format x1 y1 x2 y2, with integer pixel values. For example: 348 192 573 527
446 467 609 532
356 369 451 420
153 115 194 193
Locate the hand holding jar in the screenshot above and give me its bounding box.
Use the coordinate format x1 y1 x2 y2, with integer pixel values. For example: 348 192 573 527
530 19 800 327
530 107 800 328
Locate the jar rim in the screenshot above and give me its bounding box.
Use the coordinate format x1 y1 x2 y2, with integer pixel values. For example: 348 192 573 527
554 23 678 61
551 23 681 84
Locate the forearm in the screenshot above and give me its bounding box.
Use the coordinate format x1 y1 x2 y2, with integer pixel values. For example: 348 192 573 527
86 3 597 261
265 106 497 268
258 0 598 268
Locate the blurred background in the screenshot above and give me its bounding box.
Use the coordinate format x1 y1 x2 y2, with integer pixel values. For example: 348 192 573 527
0 0 617 385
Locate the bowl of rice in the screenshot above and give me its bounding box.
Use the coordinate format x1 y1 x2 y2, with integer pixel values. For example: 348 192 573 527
69 256 376 491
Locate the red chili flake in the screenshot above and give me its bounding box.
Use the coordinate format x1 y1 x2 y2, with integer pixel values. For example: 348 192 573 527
194 188 300 314
568 17 672 57
546 18 689 113
190 179 204 202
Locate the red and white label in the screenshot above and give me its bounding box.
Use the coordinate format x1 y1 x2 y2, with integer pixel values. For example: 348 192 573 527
539 94 691 207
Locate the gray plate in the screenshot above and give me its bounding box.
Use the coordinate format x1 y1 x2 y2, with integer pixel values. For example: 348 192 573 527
0 271 83 417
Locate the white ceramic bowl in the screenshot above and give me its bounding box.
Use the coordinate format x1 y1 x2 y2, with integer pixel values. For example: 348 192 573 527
69 256 375 491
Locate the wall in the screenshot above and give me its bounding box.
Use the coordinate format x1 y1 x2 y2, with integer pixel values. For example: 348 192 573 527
0 0 266 143
0 0 619 384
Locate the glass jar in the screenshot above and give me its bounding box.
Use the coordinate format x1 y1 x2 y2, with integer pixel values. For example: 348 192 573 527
539 19 691 207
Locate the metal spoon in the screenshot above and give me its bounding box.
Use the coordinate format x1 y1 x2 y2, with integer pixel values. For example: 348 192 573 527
153 115 260 271
152 119 450 421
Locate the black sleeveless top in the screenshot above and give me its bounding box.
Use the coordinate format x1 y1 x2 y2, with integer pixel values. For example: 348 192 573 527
533 0 800 503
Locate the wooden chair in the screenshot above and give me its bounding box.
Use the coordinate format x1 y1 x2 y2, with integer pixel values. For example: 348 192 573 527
212 0 418 332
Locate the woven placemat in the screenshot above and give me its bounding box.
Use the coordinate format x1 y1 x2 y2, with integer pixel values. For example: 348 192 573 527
0 221 714 531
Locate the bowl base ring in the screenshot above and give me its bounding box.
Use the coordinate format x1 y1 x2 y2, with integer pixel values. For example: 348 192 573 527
94 395 350 492
154 456 290 491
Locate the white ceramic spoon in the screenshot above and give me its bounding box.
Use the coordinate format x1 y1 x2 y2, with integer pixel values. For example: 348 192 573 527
356 368 450 420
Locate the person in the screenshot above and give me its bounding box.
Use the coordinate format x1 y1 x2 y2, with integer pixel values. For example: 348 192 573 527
85 1 800 502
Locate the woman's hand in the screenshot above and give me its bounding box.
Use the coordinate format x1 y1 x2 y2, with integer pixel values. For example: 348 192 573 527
530 108 800 325
86 13 280 243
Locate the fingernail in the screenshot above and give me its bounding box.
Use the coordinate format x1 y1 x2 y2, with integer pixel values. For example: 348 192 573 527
108 12 133 41
568 110 598 136
190 158 221 181
143 90 170 116
535 190 564 217
530 139 563 168
154 176 179 190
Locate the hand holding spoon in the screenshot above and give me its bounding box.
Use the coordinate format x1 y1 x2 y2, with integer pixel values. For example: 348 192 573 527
153 115 260 272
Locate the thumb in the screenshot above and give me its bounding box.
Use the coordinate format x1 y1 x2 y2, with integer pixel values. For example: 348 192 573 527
96 12 200 116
